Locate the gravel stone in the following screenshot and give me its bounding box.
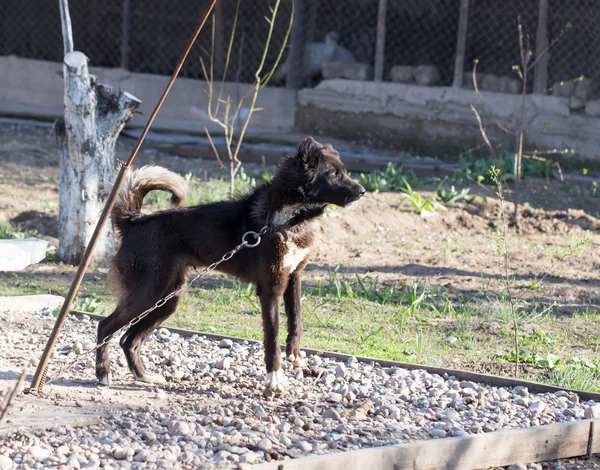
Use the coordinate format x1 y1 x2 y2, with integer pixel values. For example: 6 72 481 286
507 464 527 470
297 441 313 453
322 409 341 420
0 456 13 470
112 447 134 460
167 420 191 436
253 405 268 419
529 401 546 413
257 438 272 451
239 452 261 464
216 357 233 370
28 446 50 461
0 307 594 470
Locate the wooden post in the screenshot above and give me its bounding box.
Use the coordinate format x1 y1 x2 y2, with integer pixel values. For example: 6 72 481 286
452 0 470 88
533 0 549 94
120 0 131 69
287 0 307 89
374 0 387 82
56 52 141 265
214 0 226 81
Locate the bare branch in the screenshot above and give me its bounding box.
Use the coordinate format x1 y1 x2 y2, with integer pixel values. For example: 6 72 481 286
0 368 28 425
204 128 224 168
472 60 515 136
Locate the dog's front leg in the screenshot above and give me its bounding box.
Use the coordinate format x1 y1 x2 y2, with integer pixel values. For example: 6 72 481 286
284 272 306 368
259 286 286 392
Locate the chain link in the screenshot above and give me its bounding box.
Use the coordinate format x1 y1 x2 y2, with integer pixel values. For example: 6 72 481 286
40 225 270 389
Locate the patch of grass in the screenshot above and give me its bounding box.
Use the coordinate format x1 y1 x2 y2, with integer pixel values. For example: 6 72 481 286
545 366 600 392
2 258 600 392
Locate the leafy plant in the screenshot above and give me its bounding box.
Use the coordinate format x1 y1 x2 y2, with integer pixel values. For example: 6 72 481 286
0 222 21 240
359 163 426 193
502 350 561 370
435 178 475 204
0 222 37 240
76 297 105 315
261 155 272 183
400 177 444 217
458 151 553 184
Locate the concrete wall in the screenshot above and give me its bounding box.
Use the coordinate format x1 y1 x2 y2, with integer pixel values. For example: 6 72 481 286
0 55 297 133
297 79 600 165
3 56 600 165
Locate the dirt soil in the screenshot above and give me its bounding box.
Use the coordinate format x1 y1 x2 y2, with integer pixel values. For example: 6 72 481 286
1 120 599 310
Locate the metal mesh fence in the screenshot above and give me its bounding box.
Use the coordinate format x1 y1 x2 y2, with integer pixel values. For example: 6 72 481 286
1 0 599 95
303 0 459 85
463 0 600 96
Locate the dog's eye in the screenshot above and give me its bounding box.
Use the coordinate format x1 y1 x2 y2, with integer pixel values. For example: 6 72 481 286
329 169 338 177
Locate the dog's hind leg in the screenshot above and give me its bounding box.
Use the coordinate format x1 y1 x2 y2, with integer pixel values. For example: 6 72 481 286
119 295 181 385
283 272 305 368
96 304 129 387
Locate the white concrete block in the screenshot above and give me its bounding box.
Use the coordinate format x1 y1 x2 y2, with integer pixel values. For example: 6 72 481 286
0 238 48 271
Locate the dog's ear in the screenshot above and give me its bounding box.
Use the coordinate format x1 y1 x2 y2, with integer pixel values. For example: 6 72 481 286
297 136 322 168
323 143 340 159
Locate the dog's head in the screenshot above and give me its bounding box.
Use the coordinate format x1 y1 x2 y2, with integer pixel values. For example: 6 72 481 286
277 136 365 207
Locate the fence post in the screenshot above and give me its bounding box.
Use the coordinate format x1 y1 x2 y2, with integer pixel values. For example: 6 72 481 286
120 0 131 69
452 0 470 88
214 0 225 81
374 0 387 82
287 0 307 90
533 0 549 94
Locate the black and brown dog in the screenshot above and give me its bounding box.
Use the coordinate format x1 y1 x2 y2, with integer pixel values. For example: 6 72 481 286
96 136 365 392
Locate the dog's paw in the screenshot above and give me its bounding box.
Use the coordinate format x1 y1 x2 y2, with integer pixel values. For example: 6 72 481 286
264 369 287 393
136 373 166 385
286 353 307 369
98 373 112 388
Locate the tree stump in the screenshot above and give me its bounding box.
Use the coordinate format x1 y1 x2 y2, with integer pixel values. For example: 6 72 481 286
55 51 141 265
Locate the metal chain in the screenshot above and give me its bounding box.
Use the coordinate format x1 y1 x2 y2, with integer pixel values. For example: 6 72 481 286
39 225 271 390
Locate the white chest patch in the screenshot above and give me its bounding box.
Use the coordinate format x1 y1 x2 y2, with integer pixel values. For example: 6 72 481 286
282 244 310 273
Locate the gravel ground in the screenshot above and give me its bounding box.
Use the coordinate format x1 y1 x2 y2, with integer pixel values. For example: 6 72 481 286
0 308 598 470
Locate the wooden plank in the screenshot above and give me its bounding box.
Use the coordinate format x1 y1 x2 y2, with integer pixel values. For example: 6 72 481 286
533 0 549 94
252 419 600 470
0 410 100 436
70 311 600 401
373 0 387 82
452 0 470 88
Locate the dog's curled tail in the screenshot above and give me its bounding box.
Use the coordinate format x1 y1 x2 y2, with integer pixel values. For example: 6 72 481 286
110 166 188 235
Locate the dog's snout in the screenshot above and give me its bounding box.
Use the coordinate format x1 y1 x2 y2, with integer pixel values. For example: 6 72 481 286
357 185 366 197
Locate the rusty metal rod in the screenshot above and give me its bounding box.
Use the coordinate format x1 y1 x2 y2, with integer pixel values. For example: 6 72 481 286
30 0 219 391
